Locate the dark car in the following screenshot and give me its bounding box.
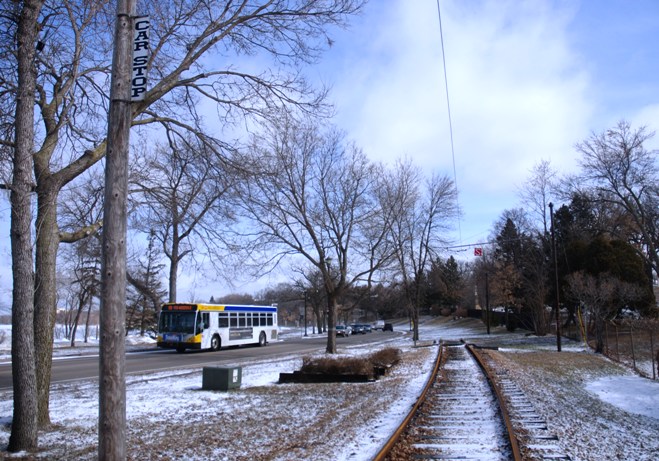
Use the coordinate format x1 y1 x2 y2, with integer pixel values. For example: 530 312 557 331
383 323 393 332
350 324 365 334
361 324 372 333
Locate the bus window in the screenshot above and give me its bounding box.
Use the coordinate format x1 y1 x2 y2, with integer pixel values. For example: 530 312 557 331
246 313 252 327
159 312 195 334
238 313 246 327
266 313 273 326
218 313 229 328
230 313 237 328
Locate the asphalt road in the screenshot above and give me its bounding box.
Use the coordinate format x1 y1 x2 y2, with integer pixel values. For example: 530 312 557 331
0 331 399 390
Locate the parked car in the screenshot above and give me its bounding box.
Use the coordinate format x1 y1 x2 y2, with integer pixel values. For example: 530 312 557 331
361 324 372 333
383 323 394 332
336 325 352 337
372 320 385 331
350 324 365 334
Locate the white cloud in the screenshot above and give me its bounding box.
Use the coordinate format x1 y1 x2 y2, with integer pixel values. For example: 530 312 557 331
320 0 595 243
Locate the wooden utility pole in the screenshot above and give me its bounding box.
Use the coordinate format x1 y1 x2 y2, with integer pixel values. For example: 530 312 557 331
99 1 135 459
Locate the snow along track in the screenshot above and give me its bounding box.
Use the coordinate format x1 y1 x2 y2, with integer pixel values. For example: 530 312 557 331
376 343 571 460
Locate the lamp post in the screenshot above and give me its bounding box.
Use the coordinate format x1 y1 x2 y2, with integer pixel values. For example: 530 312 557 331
549 202 562 352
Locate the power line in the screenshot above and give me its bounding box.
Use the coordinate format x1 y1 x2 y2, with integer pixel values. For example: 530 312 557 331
436 0 461 242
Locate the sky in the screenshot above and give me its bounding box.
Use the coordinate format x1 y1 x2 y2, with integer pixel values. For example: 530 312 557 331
1 0 659 303
312 0 659 249
193 0 659 298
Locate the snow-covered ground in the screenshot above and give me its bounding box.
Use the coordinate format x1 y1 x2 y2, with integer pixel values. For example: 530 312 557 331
0 318 657 460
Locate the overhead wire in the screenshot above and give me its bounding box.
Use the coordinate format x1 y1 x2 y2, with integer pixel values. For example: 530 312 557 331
436 0 462 243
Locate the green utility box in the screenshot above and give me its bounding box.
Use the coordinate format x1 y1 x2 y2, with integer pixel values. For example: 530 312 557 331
202 366 242 391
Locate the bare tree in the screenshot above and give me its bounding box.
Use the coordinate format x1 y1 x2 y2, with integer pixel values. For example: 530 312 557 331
0 0 366 427
574 121 659 282
518 159 557 235
131 132 237 302
566 271 644 353
7 0 44 451
59 238 100 347
126 230 166 336
236 116 387 353
294 267 327 334
57 169 103 347
386 159 458 341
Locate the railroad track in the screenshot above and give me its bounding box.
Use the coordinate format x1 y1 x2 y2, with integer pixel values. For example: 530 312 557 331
375 342 570 461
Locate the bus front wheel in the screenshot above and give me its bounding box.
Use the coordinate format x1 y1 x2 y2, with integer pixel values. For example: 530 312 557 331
258 331 267 347
210 335 221 351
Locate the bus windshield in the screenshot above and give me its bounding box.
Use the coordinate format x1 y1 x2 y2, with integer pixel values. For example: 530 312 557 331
159 311 196 334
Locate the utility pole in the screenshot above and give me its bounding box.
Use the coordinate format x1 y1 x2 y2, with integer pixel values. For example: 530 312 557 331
485 272 490 335
549 202 562 352
99 1 135 459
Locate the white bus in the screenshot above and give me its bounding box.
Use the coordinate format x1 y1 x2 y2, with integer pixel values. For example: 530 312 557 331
157 303 278 352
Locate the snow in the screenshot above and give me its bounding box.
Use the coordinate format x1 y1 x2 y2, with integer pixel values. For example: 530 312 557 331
585 376 659 420
0 318 657 460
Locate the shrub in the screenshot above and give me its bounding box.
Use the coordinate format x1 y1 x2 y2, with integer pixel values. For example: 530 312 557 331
368 347 401 368
299 347 401 377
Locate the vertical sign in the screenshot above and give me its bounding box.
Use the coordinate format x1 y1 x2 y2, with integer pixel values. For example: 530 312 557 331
131 16 149 101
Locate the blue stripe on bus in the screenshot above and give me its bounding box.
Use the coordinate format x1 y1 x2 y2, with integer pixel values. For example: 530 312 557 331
222 305 277 313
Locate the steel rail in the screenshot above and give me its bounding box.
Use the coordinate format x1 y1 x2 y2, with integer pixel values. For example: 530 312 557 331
371 342 445 461
466 343 523 461
374 342 524 461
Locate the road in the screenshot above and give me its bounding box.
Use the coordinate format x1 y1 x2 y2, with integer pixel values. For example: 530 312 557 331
0 331 398 390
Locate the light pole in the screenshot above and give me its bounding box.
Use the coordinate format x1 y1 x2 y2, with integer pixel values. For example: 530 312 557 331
549 202 562 352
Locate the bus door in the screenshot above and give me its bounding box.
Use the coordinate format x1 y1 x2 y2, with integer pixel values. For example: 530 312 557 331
196 312 210 347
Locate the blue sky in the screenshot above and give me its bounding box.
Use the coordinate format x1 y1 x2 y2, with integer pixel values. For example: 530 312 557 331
1 0 659 303
311 0 659 248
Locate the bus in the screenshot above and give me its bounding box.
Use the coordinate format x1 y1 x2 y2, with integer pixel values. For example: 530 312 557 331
157 303 278 353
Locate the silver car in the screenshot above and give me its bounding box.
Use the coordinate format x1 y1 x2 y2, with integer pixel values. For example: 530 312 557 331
336 325 352 337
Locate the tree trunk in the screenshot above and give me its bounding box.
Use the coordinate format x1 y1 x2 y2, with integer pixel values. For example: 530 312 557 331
70 291 87 347
84 296 93 343
314 304 323 334
8 0 44 452
325 294 337 353
33 190 60 427
412 305 419 341
168 239 178 302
